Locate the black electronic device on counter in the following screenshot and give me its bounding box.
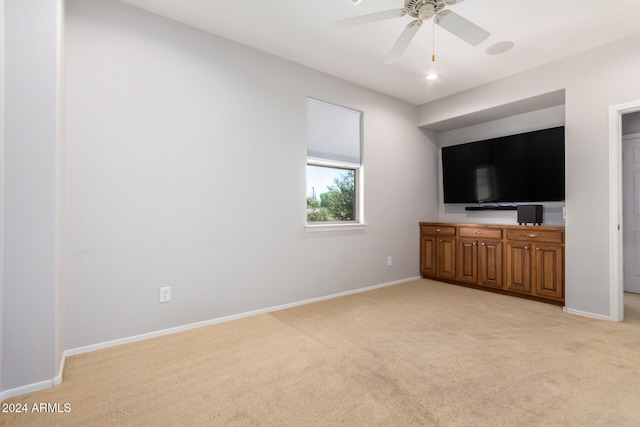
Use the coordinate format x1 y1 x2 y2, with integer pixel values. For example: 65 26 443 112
517 205 543 225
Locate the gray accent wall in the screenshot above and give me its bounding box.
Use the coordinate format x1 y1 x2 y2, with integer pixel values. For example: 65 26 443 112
62 0 437 349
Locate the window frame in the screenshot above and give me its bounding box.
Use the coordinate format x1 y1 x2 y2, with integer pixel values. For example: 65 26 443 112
305 98 366 231
306 160 364 229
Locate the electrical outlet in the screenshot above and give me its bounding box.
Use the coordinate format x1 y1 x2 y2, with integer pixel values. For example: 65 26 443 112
159 286 171 303
387 256 392 266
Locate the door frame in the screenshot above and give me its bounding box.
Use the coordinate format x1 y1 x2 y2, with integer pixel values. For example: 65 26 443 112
609 100 640 321
621 133 640 294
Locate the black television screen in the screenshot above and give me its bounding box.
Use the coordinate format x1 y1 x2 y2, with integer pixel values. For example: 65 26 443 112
441 126 565 203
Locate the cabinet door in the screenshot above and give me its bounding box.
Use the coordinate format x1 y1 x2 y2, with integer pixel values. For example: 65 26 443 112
438 236 457 279
480 240 503 288
420 235 437 276
534 244 564 299
458 238 478 284
505 242 531 294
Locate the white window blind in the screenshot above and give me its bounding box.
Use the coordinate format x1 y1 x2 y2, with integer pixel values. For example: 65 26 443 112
307 98 361 166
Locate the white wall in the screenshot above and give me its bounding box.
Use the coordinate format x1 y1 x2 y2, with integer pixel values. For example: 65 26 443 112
63 0 437 350
1 0 65 393
418 33 640 317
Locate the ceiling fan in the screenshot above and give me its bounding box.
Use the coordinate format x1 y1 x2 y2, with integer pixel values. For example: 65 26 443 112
336 0 490 64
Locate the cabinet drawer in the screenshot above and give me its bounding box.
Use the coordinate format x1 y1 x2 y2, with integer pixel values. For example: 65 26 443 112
506 229 564 244
459 227 502 239
421 225 456 236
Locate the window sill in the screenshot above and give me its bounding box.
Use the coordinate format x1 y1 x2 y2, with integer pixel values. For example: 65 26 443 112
305 223 368 232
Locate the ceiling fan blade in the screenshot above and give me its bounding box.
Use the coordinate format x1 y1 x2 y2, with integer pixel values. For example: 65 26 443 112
436 10 490 46
335 8 406 29
384 19 422 64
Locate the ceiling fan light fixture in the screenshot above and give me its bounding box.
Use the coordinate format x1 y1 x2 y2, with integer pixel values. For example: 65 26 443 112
347 0 363 5
426 72 441 80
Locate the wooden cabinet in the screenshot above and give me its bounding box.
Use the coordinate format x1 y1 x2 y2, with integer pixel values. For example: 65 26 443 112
420 222 564 305
420 232 437 276
420 224 456 279
438 235 457 280
479 238 503 289
506 228 564 301
534 244 564 299
458 237 478 284
458 226 503 289
505 241 531 293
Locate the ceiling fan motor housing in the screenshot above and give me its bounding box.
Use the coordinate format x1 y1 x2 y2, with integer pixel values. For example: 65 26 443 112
406 0 456 20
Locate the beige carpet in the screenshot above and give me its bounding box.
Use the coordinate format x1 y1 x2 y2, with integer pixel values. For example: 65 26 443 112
2 279 640 426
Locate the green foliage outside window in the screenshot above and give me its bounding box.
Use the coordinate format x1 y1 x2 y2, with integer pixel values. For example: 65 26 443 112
307 171 355 222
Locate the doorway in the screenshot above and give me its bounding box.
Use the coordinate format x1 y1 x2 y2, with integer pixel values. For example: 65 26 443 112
623 131 640 294
609 101 640 322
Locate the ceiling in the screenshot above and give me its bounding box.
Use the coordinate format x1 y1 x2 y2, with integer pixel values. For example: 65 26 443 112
119 0 640 106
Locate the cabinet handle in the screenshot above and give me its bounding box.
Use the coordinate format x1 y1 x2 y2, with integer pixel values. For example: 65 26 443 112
431 238 436 242
475 230 483 235
524 246 529 250
536 247 540 251
481 242 485 246
473 242 477 246
436 228 441 232
528 233 538 238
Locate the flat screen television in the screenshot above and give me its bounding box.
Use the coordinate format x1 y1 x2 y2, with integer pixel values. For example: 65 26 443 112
441 126 565 204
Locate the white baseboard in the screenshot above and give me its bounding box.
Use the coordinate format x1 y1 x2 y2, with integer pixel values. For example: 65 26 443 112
65 276 420 357
0 379 57 402
563 306 615 321
0 355 67 402
0 276 421 402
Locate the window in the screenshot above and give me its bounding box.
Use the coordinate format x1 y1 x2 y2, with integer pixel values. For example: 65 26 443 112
306 98 363 227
